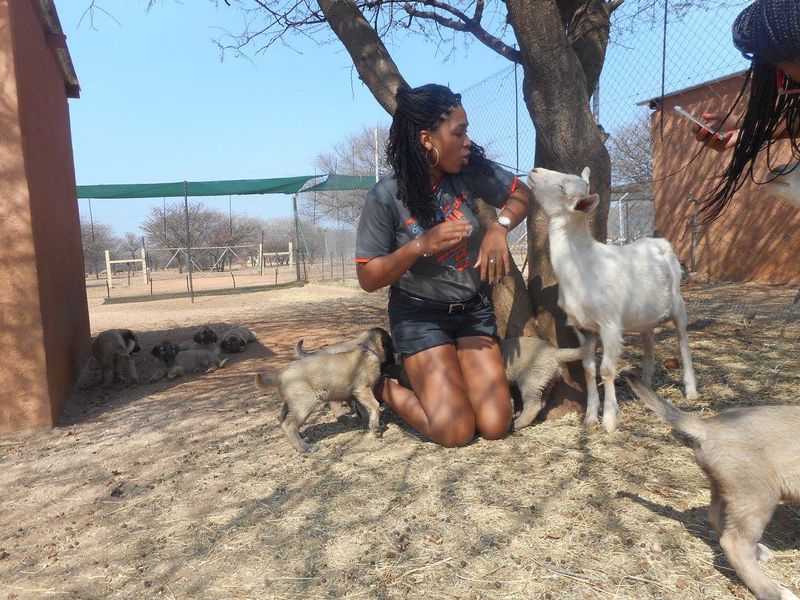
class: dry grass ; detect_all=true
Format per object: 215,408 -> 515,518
0,282 -> 797,599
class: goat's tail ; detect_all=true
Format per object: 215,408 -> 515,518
621,371 -> 706,442
293,340 -> 314,359
555,344 -> 590,365
254,372 -> 277,391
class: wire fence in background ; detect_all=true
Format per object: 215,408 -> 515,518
78,0 -> 797,338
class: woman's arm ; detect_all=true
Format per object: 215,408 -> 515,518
357,220 -> 472,292
475,181 -> 532,284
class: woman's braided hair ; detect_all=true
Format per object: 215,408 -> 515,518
701,0 -> 800,222
387,83 -> 492,228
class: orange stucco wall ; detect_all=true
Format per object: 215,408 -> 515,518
651,75 -> 800,284
0,0 -> 90,432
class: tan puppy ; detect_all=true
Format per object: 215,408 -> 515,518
256,327 -> 394,453
501,337 -> 586,430
179,325 -> 221,360
220,326 -> 257,353
77,328 -> 140,387
150,341 -> 229,382
624,372 -> 800,600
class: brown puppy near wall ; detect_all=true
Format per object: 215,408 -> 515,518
501,337 -> 587,431
255,327 -> 395,453
623,372 -> 800,600
220,326 -> 257,353
150,341 -> 229,382
77,328 -> 141,387
179,325 -> 221,360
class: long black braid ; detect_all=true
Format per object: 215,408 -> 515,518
387,83 -> 494,229
700,0 -> 800,223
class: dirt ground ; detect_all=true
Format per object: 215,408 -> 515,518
1,281 -> 798,599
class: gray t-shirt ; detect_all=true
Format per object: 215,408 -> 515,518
355,161 -> 518,302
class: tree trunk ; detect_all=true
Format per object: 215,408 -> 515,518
506,0 -> 613,419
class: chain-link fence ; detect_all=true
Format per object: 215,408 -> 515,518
78,0 -> 798,325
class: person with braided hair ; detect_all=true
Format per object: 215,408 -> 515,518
692,0 -> 800,221
355,83 -> 532,447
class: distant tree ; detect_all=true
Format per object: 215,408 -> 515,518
80,219 -> 119,277
608,113 -> 653,191
301,124 -> 390,228
141,202 -> 260,272
119,232 -> 143,258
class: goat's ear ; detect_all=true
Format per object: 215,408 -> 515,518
581,167 -> 591,183
572,193 -> 599,213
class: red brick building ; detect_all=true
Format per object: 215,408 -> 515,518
0,0 -> 90,432
645,72 -> 799,284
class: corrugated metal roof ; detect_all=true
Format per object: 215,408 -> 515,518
637,70 -> 748,108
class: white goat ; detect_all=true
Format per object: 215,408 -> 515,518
527,166 -> 698,432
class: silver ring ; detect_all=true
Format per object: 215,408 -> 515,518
488,258 -> 497,264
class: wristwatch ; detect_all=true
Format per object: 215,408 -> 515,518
495,214 -> 512,230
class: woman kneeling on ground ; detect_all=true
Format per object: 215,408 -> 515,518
355,83 -> 532,447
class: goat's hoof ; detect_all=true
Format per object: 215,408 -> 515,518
583,415 -> 600,428
602,415 -> 618,433
685,388 -> 699,401
757,543 -> 774,563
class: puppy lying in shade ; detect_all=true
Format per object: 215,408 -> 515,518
220,326 -> 257,353
623,372 -> 800,600
256,327 -> 394,453
149,341 -> 229,382
77,328 -> 141,387
179,325 -> 221,360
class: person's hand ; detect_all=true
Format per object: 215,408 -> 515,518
474,226 -> 510,284
692,111 -> 739,152
416,220 -> 472,257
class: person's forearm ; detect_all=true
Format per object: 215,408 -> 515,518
357,240 -> 426,292
493,186 -> 531,233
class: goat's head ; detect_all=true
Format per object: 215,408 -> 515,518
765,162 -> 800,209
527,166 -> 599,219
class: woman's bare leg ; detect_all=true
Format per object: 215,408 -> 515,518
456,336 -> 512,439
375,344 -> 476,447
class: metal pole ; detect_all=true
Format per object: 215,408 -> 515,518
592,81 -> 600,121
689,196 -> 698,273
88,198 -> 96,241
259,231 -> 264,276
374,125 -> 379,182
514,58 -> 520,173
293,194 -> 302,282
184,182 -> 195,303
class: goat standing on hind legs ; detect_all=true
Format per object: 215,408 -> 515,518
527,166 -> 698,432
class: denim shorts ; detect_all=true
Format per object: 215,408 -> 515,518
388,291 -> 498,357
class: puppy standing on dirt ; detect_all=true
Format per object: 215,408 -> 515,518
220,326 -> 257,353
179,325 -> 221,360
77,328 -> 141,387
501,337 -> 586,431
256,327 -> 395,453
623,372 -> 800,600
150,341 -> 229,382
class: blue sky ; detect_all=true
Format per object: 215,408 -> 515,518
57,1 -> 749,235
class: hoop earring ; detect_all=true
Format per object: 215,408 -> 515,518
426,147 -> 440,168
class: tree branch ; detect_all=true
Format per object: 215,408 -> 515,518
403,1 -> 522,63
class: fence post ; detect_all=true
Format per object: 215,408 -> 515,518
341,252 -> 345,283
231,273 -> 236,289
104,249 -> 113,290
259,236 -> 264,276
140,247 -> 148,284
330,252 -> 333,279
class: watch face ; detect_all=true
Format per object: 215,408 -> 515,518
498,215 -> 512,227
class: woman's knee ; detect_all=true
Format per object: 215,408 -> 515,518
475,401 -> 512,440
430,412 -> 476,447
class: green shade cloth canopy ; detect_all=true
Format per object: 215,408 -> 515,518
77,174 -> 377,200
